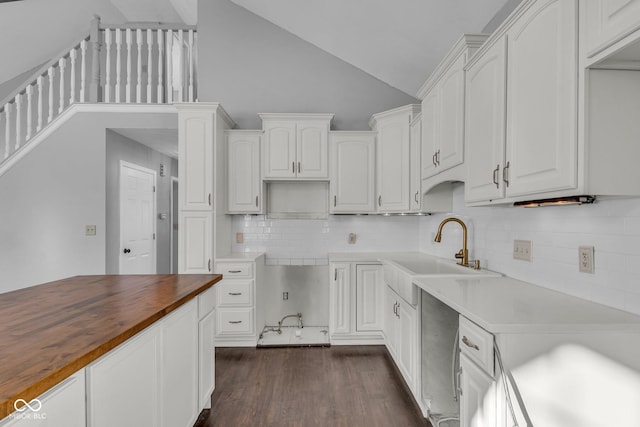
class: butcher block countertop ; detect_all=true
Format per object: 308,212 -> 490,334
0,274 -> 222,419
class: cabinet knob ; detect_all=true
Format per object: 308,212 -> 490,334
123,248 -> 131,254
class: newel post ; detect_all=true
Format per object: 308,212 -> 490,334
89,15 -> 102,102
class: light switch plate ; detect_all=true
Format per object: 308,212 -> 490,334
579,246 -> 594,273
513,240 -> 532,261
236,232 -> 244,244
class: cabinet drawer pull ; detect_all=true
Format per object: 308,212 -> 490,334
228,292 -> 242,296
414,191 -> 419,203
228,320 -> 242,324
228,270 -> 242,273
492,164 -> 500,189
298,161 -> 301,173
436,149 -> 441,166
208,193 -> 212,206
462,336 -> 480,351
334,195 -> 337,207
255,195 -> 259,207
292,162 -> 295,174
208,259 -> 211,272
432,152 -> 437,167
503,161 -> 510,187
378,195 -> 382,207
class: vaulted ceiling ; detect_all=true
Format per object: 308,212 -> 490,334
0,0 -> 514,98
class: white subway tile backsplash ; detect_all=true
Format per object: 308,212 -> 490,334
420,184 -> 640,316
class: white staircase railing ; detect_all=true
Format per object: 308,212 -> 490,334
0,17 -> 197,167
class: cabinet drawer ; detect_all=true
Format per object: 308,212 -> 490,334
198,285 -> 217,319
216,308 -> 254,335
459,316 -> 494,376
216,280 -> 253,307
216,262 -> 253,278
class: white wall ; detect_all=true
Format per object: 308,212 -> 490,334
231,214 -> 421,265
197,0 -> 418,130
0,114 -> 106,292
420,184 -> 640,316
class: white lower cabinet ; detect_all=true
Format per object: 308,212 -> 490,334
87,300 -> 199,427
329,262 -> 384,343
385,285 -> 419,395
0,370 -> 86,427
214,257 -> 263,346
460,354 -> 496,427
197,286 -> 216,411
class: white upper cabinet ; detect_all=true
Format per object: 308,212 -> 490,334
584,0 -> 640,60
418,34 -> 488,181
178,109 -> 214,211
409,114 -> 422,212
227,130 -> 262,214
505,0 -> 577,198
370,105 -> 420,213
260,114 -> 333,179
465,38 -> 507,203
465,0 -> 578,204
330,132 -> 376,213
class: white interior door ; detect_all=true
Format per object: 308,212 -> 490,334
120,161 -> 157,274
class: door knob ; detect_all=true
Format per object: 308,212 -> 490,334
123,248 -> 131,254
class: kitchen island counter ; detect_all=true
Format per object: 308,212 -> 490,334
0,274 -> 222,420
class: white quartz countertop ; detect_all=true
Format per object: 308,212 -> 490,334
330,251 -> 640,334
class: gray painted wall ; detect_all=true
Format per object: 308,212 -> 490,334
197,0 -> 418,130
482,0 -> 525,33
105,130 -> 178,274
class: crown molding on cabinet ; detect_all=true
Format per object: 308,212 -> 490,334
175,102 -> 236,129
416,33 -> 489,99
368,104 -> 421,129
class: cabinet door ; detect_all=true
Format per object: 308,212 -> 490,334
397,300 -> 417,392
355,264 -> 383,332
421,91 -> 438,179
330,263 -> 351,335
384,286 -> 398,357
198,310 -> 215,410
505,0 -> 577,198
1,370 -> 86,427
87,324 -> 161,427
437,54 -> 466,172
178,212 -> 212,274
263,121 -> 296,178
227,133 -> 261,213
297,121 -> 328,178
465,38 -> 507,203
584,0 -> 640,57
179,112 -> 213,211
161,300 -> 198,427
330,133 -> 375,213
460,354 -> 496,427
409,117 -> 422,211
376,118 -> 410,212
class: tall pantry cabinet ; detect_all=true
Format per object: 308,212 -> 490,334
176,103 -> 235,273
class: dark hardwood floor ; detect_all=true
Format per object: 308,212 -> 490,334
194,345 -> 430,427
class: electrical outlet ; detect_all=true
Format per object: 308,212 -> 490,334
579,246 -> 594,273
236,232 -> 244,244
85,225 -> 96,236
283,292 -> 289,301
348,233 -> 357,244
513,240 -> 532,261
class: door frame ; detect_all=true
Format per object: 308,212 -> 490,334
119,160 -> 157,274
170,176 -> 179,274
